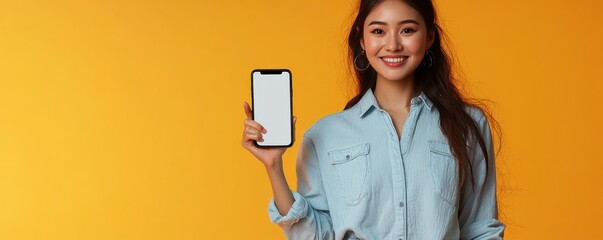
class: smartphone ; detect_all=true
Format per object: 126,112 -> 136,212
251,69 -> 293,147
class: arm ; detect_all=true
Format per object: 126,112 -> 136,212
240,103 -> 332,238
458,114 -> 505,239
265,161 -> 295,217
267,134 -> 334,239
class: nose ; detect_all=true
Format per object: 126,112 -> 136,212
385,32 -> 402,52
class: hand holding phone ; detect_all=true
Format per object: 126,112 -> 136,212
241,102 -> 296,168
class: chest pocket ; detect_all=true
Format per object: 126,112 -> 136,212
428,140 -> 459,205
328,143 -> 370,206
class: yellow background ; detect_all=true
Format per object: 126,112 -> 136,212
1,0 -> 601,239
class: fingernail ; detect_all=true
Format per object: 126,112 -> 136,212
262,129 -> 267,134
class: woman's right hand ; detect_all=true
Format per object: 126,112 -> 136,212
241,102 -> 296,169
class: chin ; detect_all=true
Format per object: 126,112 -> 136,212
377,70 -> 413,82
374,61 -> 422,82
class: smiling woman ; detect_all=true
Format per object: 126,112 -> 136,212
241,0 -> 504,239
2,0 -> 603,239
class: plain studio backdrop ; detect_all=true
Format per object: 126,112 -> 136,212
0,0 -> 602,239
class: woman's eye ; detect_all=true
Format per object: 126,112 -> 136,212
371,29 -> 384,34
402,29 -> 415,34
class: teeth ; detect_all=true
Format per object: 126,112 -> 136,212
382,57 -> 406,63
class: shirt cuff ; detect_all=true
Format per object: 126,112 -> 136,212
268,191 -> 308,229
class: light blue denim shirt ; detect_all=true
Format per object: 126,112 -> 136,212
268,89 -> 504,240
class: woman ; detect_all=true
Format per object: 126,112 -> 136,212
242,0 -> 505,239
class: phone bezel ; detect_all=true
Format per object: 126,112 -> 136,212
250,69 -> 294,148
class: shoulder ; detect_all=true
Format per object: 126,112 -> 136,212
464,104 -> 488,126
463,104 -> 495,143
303,104 -> 361,141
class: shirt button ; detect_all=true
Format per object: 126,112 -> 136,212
399,201 -> 404,208
345,155 -> 350,160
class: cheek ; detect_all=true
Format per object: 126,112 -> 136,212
362,35 -> 381,54
365,46 -> 380,57
403,35 -> 428,53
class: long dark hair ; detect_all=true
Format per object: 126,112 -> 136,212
345,0 -> 501,189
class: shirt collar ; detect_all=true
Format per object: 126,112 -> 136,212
358,88 -> 434,117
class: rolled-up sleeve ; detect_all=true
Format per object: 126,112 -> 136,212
267,133 -> 334,239
268,191 -> 308,229
459,114 -> 505,239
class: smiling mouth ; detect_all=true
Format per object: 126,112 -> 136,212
380,56 -> 408,66
380,57 -> 408,63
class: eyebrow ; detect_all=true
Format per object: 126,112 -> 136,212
368,19 -> 420,26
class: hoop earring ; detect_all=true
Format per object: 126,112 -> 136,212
423,49 -> 434,69
354,50 -> 371,71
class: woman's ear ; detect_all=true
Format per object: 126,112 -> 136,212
357,26 -> 365,50
426,29 -> 435,49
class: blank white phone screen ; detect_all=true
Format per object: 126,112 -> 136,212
252,70 -> 292,147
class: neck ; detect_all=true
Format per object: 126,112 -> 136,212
373,75 -> 418,112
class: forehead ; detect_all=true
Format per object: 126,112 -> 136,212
365,0 -> 424,25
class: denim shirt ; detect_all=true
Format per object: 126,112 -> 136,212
268,89 -> 504,240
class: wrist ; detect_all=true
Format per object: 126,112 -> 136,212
264,158 -> 284,172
